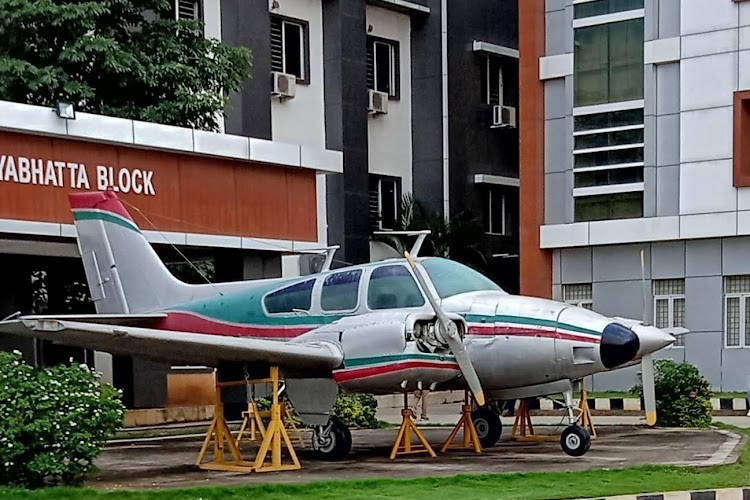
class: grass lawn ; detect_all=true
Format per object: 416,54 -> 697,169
2,426 -> 749,500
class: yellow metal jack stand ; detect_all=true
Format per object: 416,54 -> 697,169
389,392 -> 437,459
235,400 -> 267,446
196,382 -> 256,472
250,366 -> 301,472
577,381 -> 597,439
440,392 -> 482,453
510,399 -> 559,443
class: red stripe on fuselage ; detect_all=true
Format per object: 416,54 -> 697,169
467,325 -> 601,344
333,361 -> 460,382
155,311 -> 315,339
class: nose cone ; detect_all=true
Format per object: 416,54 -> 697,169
600,322 -> 640,368
632,324 -> 675,357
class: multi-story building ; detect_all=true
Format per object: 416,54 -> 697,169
521,0 -> 750,391
220,0 -> 520,291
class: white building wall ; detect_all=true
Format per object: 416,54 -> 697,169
366,5 -> 413,193
269,0 -> 327,150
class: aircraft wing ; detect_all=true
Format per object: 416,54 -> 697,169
0,318 -> 343,372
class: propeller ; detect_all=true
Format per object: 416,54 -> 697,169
639,249 -> 657,427
404,251 -> 486,406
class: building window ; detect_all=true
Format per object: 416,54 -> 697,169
725,276 -> 750,348
367,37 -> 399,98
481,56 -> 504,106
563,284 -> 593,310
271,15 -> 310,83
482,186 -> 513,236
654,279 -> 685,347
175,0 -> 202,20
369,175 -> 402,231
574,18 -> 644,108
573,105 -> 645,221
574,0 -> 643,19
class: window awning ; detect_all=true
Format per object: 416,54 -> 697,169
367,0 -> 430,14
474,174 -> 520,187
473,41 -> 519,59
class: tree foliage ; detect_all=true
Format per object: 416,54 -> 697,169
631,359 -> 713,428
0,351 -> 125,487
0,0 -> 251,130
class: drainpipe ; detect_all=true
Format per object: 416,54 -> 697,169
441,0 -> 450,220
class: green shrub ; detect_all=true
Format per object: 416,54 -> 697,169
331,392 -> 379,429
0,351 -> 125,488
631,359 -> 713,428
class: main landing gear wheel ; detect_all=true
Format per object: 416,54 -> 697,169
312,417 -> 352,461
560,425 -> 591,457
471,407 -> 502,448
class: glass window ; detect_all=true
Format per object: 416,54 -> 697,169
264,279 -> 315,314
321,270 -> 362,311
563,284 -> 593,310
369,175 -> 401,231
574,0 -> 644,19
367,265 -> 425,310
481,56 -> 504,106
176,0 -> 202,20
574,192 -> 643,222
574,19 -> 644,107
574,167 -> 644,188
367,37 -> 399,98
653,279 -> 685,347
421,258 -> 503,299
724,276 -> 750,348
574,109 -> 643,131
575,128 -> 643,150
271,16 -> 308,81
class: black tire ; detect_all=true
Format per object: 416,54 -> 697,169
313,417 -> 352,461
471,407 -> 502,448
560,425 -> 591,457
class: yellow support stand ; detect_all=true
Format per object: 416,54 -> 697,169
510,399 -> 558,443
235,400 -> 267,447
440,392 -> 482,453
251,366 -> 301,473
577,381 -> 597,440
389,392 -> 437,459
196,383 -> 255,472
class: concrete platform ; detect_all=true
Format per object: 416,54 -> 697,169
90,425 -> 743,490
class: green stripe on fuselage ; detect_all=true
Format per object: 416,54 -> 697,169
343,353 -> 457,368
463,313 -> 601,337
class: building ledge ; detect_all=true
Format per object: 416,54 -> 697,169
474,174 -> 520,187
0,100 -> 343,174
0,218 -> 323,253
472,41 -> 519,59
541,211 -> 750,248
367,0 -> 430,14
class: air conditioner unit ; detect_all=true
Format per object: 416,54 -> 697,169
271,71 -> 296,100
492,105 -> 517,129
298,254 -> 326,276
368,89 -> 389,115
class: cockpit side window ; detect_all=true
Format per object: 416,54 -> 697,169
367,265 -> 425,310
264,279 -> 315,314
321,269 -> 362,311
421,258 -> 504,298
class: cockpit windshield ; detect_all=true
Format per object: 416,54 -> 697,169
420,258 -> 505,298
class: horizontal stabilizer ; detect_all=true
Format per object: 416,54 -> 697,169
0,318 -> 343,373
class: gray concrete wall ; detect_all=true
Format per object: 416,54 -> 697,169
556,237 -> 750,392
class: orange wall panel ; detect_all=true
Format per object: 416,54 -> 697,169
0,131 -> 318,242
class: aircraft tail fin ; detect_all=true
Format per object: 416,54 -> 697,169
69,191 -> 190,313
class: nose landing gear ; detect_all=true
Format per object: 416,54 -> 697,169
560,388 -> 591,457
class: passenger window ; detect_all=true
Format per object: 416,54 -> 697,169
264,279 -> 315,314
321,270 -> 362,311
368,265 -> 425,310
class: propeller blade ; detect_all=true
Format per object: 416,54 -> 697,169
404,251 -> 486,406
642,353 -> 657,427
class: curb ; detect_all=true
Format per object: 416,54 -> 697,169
584,487 -> 750,499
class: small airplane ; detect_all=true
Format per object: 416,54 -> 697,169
0,190 -> 678,459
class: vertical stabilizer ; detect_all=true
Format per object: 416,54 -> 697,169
69,191 -> 191,313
